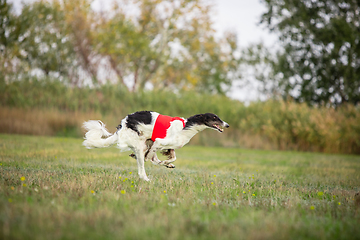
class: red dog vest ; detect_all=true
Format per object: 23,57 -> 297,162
151,114 -> 185,141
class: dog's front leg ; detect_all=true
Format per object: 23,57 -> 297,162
130,139 -> 154,161
150,153 -> 162,165
146,140 -> 177,168
160,149 -> 176,168
130,152 -> 162,166
145,140 -> 162,163
130,140 -> 162,166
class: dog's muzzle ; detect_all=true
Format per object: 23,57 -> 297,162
213,122 -> 229,132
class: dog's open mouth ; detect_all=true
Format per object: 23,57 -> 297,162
213,124 -> 224,132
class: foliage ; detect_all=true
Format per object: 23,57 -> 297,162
239,43 -> 279,96
0,134 -> 359,239
0,0 -> 23,79
241,100 -> 360,154
60,0 -> 99,84
17,1 -> 77,77
260,0 -> 360,105
1,0 -> 241,93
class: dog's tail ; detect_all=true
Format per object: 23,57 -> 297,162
82,120 -> 118,149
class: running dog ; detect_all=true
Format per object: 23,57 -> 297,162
83,111 -> 229,181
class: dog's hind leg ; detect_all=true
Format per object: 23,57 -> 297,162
132,145 -> 150,181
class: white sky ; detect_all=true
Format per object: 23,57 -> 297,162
212,0 -> 278,102
213,0 -> 277,48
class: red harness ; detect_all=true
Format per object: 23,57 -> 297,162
151,114 -> 185,141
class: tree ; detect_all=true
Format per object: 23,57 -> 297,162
16,1 -> 77,80
93,0 -> 241,93
0,0 -> 23,80
60,0 -> 100,85
3,0 -> 240,93
94,1 -> 160,91
260,0 -> 360,105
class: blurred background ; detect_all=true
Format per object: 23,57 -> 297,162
1,0 -> 359,154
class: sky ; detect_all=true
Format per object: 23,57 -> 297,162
10,0 -> 278,102
213,0 -> 277,48
212,0 -> 278,102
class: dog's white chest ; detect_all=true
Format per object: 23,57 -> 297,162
156,122 -> 198,150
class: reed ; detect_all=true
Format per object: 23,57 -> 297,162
1,77 -> 359,154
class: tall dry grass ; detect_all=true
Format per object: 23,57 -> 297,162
0,106 -> 274,150
1,77 -> 360,154
240,101 -> 360,154
0,107 -> 106,137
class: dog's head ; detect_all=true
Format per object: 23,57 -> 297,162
187,113 -> 229,132
203,113 -> 230,132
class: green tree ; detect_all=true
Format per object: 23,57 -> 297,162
0,0 -> 22,80
93,0 -> 240,93
94,1 -> 159,91
260,0 -> 360,105
3,0 -> 240,93
16,1 -> 77,80
60,0 -> 99,85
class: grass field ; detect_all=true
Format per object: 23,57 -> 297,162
1,134 -> 360,240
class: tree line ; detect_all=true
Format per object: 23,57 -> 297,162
258,0 -> 360,105
1,0 -> 240,94
1,0 -> 360,106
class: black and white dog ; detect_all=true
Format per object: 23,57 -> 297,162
83,111 -> 229,181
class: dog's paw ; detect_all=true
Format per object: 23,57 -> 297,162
139,175 -> 150,181
166,164 -> 175,168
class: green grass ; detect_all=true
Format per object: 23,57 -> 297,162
1,134 -> 359,240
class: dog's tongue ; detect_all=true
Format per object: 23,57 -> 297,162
214,124 -> 223,132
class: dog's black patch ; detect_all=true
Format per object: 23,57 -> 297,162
184,113 -> 223,129
184,114 -> 203,129
126,111 -> 152,135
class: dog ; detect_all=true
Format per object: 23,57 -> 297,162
83,111 -> 229,181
